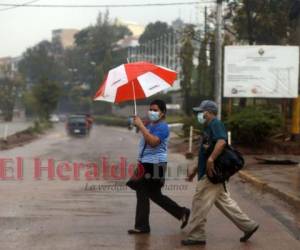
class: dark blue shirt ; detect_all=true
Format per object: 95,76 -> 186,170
198,118 -> 227,180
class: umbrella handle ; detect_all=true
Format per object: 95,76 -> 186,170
127,58 -> 137,115
127,57 -> 137,116
131,80 -> 137,116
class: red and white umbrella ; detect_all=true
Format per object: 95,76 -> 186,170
93,61 -> 177,115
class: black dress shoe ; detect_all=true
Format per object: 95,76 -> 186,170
128,229 -> 150,234
181,239 -> 206,246
240,224 -> 259,242
181,208 -> 190,229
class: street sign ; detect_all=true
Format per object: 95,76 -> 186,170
224,46 -> 299,98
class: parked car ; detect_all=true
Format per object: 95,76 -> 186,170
66,115 -> 89,136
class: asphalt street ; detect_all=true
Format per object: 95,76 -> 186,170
0,124 -> 299,250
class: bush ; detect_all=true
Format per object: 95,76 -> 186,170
94,115 -> 128,127
165,115 -> 184,124
225,106 -> 283,144
182,116 -> 203,137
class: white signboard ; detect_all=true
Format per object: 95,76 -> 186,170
224,46 -> 299,98
166,104 -> 181,110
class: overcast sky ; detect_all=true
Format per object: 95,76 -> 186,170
0,0 -> 215,58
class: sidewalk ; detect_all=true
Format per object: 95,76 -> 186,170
0,121 -> 33,139
239,155 -> 300,208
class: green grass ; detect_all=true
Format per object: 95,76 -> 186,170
94,115 -> 128,127
93,114 -> 185,127
165,115 -> 184,124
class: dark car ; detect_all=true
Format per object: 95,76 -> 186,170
66,115 -> 89,136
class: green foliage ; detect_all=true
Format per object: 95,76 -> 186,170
139,21 -> 173,44
69,85 -> 92,113
180,25 -> 195,115
195,37 -> 213,99
18,11 -> 131,115
19,41 -> 64,83
0,75 -> 23,121
182,116 -> 203,137
165,115 -> 184,124
93,115 -> 128,127
23,120 -> 53,135
92,102 -> 112,115
226,106 -> 283,144
23,91 -> 37,117
73,11 -> 131,75
32,78 -> 61,120
225,0 -> 291,44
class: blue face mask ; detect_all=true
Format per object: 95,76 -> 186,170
148,111 -> 160,122
197,112 -> 206,124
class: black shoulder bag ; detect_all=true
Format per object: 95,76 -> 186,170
126,143 -> 147,190
206,143 -> 245,185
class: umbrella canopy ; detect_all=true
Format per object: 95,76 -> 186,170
94,62 -> 177,110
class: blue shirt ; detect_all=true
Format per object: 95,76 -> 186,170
138,121 -> 169,164
198,118 -> 227,180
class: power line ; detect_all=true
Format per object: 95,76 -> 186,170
0,1 -> 215,10
0,0 -> 40,12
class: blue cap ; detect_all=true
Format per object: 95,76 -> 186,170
193,100 -> 218,113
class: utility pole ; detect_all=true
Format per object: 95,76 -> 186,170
204,6 -> 208,39
127,47 -> 131,62
289,0 -> 300,140
164,33 -> 168,67
173,31 -> 177,70
152,39 -> 155,63
215,0 -> 223,120
156,37 -> 160,65
161,36 -> 163,66
168,32 -> 172,68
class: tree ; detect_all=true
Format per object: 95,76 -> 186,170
18,11 -> 131,115
139,21 -> 173,44
195,37 -> 212,99
19,41 -> 64,84
66,11 -> 131,113
224,0 -> 291,45
0,76 -> 23,121
32,78 -> 61,120
180,25 -> 195,115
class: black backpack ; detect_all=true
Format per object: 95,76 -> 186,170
206,144 -> 245,184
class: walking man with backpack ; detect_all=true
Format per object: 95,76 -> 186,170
181,100 -> 259,246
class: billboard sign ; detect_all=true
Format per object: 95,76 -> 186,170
224,46 -> 299,98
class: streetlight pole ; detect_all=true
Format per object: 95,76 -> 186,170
289,0 -> 300,140
215,0 -> 223,120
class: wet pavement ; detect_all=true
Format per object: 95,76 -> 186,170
240,155 -> 300,205
0,124 -> 299,249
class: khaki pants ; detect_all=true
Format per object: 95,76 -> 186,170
187,176 -> 258,241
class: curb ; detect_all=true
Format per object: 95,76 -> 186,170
238,170 -> 300,209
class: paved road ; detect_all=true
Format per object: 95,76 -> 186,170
0,124 -> 299,250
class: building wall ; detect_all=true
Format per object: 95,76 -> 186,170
52,29 -> 79,49
0,57 -> 12,79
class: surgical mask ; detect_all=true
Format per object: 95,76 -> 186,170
148,111 -> 160,122
197,112 -> 206,124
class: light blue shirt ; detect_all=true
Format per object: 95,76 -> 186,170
138,121 -> 169,164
